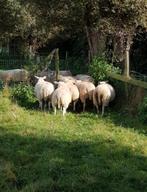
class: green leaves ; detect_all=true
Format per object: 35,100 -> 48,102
0,0 -> 35,38
11,83 -> 37,108
138,96 -> 147,124
89,57 -> 121,83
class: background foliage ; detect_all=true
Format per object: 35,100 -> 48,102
89,57 -> 121,83
138,96 -> 147,124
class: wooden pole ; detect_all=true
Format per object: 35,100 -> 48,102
44,48 -> 56,70
124,38 -> 130,78
55,48 -> 59,81
65,51 -> 68,69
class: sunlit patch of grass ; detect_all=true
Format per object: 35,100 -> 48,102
0,94 -> 147,192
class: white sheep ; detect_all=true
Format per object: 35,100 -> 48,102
34,76 -> 54,110
0,69 -> 29,85
75,80 -> 95,112
93,81 -> 115,116
56,81 -> 79,111
58,75 -> 76,83
74,74 -> 94,83
66,81 -> 80,111
51,82 -> 72,116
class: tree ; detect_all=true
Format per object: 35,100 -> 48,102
1,0 -> 146,65
34,0 -> 146,64
97,0 -> 147,76
0,0 -> 34,39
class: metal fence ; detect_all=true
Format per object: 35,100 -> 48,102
0,55 -> 46,70
0,54 -> 88,75
0,58 -> 26,69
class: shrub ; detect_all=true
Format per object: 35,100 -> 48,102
11,83 -> 37,108
89,57 -> 121,83
138,96 -> 147,124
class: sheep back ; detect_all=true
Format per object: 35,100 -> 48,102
51,86 -> 72,109
95,83 -> 115,106
35,81 -> 54,101
76,81 -> 95,102
65,82 -> 79,102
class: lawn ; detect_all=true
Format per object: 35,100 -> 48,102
0,93 -> 147,192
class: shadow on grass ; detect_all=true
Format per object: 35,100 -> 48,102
0,127 -> 147,192
103,110 -> 147,135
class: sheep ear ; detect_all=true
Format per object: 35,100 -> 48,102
34,76 -> 39,79
43,76 -> 46,80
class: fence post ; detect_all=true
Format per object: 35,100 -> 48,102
65,51 -> 68,69
55,48 -> 60,81
124,38 -> 131,78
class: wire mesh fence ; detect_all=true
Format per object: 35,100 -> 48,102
0,53 -> 88,76
0,58 -> 25,69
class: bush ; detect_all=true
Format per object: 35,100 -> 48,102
11,83 -> 37,108
138,96 -> 147,124
89,57 -> 121,83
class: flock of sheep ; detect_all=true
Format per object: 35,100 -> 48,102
0,68 -> 115,116
34,75 -> 115,116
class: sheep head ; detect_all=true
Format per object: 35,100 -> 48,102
34,76 -> 46,83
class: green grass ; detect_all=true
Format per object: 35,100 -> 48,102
0,93 -> 147,192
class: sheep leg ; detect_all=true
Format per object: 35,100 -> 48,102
96,105 -> 99,114
63,107 -> 66,116
39,101 -> 43,110
73,101 -> 77,111
53,106 -> 56,115
48,101 -> 51,111
44,101 -> 47,111
102,105 -> 105,116
83,101 -> 86,112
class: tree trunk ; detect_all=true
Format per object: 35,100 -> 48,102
85,26 -> 106,59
